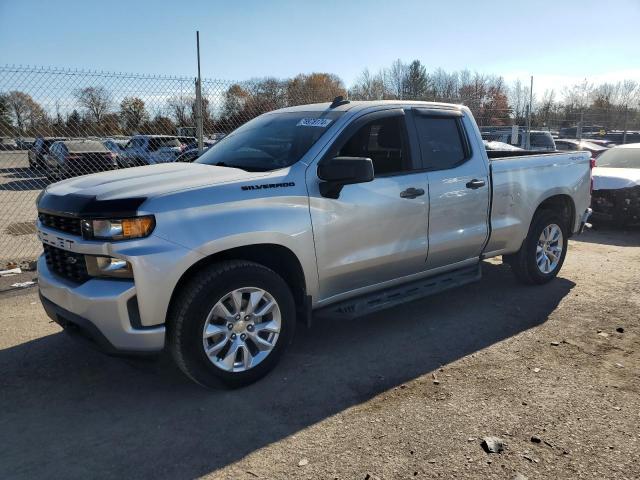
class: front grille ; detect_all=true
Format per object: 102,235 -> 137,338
38,212 -> 81,236
43,244 -> 89,283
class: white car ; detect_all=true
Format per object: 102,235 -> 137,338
591,143 -> 640,226
121,135 -> 184,166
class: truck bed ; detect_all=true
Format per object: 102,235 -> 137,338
483,150 -> 592,257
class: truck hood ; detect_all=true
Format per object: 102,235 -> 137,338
592,167 -> 640,190
43,163 -> 265,201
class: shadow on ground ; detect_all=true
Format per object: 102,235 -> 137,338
0,262 -> 574,479
572,224 -> 640,247
0,167 -> 50,191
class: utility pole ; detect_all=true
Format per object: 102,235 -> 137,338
622,105 -> 628,144
525,75 -> 533,150
577,111 -> 583,141
195,31 -> 204,153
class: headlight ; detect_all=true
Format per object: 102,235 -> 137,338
82,215 -> 155,241
85,256 -> 133,278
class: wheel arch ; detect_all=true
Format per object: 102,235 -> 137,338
167,243 -> 309,324
534,193 -> 576,236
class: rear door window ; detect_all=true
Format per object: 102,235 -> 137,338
412,114 -> 468,170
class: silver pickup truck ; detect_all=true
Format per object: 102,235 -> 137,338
36,100 -> 592,387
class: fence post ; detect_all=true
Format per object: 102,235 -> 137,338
195,31 -> 204,153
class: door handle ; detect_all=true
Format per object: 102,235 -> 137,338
400,187 -> 425,199
465,179 -> 486,189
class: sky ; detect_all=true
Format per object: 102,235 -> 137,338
1,0 -> 640,95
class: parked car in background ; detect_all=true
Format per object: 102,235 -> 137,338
120,135 -> 184,166
16,137 -> 36,150
103,138 -> 130,167
0,137 -> 18,150
591,143 -> 640,226
175,146 -> 210,163
584,139 -> 616,148
481,127 -> 556,151
178,136 -> 197,148
45,139 -> 118,180
483,140 -> 524,151
28,137 -> 67,169
559,126 -> 606,138
554,139 -> 609,159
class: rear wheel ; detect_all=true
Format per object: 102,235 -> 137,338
168,261 -> 296,388
505,210 -> 568,284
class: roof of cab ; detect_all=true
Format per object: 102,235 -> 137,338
273,100 -> 466,114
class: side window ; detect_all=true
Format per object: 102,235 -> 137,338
337,116 -> 410,176
413,115 -> 468,171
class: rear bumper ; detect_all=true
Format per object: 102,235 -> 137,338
578,207 -> 592,233
38,255 -> 165,354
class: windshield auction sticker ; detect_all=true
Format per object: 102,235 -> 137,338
297,118 -> 333,127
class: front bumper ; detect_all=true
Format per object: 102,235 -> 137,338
591,186 -> 640,225
38,256 -> 165,354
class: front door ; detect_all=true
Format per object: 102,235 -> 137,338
308,109 -> 430,301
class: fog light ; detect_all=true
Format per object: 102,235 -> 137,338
86,256 -> 133,279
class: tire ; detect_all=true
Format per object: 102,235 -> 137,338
168,260 -> 296,389
505,210 -> 569,285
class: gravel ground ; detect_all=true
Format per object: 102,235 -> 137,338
0,227 -> 638,480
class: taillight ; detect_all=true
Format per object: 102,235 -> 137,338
590,158 -> 596,169
589,157 -> 595,194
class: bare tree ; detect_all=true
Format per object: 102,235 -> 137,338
349,68 -> 386,100
385,59 -> 407,99
74,86 -> 111,123
167,95 -> 193,127
5,91 -> 46,133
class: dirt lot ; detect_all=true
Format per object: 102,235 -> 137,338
0,227 -> 638,480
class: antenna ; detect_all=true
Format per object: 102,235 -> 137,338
330,96 -> 350,109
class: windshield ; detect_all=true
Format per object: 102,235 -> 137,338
596,147 -> 640,168
196,111 -> 343,172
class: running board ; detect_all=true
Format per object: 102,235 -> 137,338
315,263 -> 482,321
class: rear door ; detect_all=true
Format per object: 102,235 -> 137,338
409,109 -> 490,270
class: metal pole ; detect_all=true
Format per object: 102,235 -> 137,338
525,75 -> 533,149
577,111 -> 583,141
622,105 -> 628,144
195,31 -> 204,153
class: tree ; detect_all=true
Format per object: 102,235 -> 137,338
0,94 -> 12,135
74,86 -> 111,123
66,110 -> 82,136
404,60 -> 429,100
385,59 -> 407,99
286,73 -> 346,104
120,97 -> 148,133
144,114 -> 175,135
5,91 -> 45,133
167,95 -> 193,127
349,68 -> 386,100
223,84 -> 249,118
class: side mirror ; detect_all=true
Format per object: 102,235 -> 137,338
317,156 -> 374,199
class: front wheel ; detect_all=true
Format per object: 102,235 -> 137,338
168,261 -> 296,388
504,210 -> 568,284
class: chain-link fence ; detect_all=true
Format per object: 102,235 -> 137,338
1,64 -> 639,264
